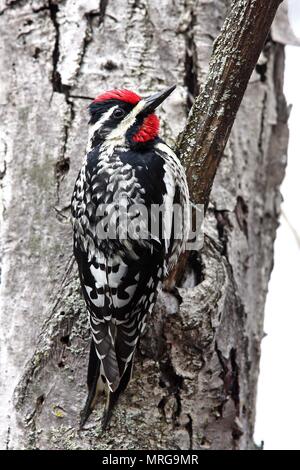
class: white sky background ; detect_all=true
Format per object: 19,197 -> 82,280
254,0 -> 300,450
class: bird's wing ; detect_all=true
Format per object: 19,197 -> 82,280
154,142 -> 191,273
112,254 -> 163,377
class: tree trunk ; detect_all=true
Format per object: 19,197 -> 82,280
0,0 -> 296,450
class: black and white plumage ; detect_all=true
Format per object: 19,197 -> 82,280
71,85 -> 190,428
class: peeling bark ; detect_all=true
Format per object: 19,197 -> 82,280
0,0 -> 295,450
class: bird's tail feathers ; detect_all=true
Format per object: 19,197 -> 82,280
80,341 -> 101,429
81,326 -> 137,430
102,354 -> 135,430
80,339 -> 120,429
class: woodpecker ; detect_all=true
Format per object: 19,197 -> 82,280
71,84 -> 190,429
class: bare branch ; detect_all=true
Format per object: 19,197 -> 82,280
179,0 -> 283,208
165,0 -> 283,288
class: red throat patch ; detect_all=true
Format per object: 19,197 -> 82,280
133,114 -> 160,143
93,89 -> 141,105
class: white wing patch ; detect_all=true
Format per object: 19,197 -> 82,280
155,142 -> 191,273
85,256 -> 140,311
90,263 -> 107,287
85,286 -> 105,308
162,164 -> 176,254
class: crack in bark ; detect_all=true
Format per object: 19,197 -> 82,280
48,0 -> 60,90
214,209 -> 233,257
179,250 -> 204,288
69,94 -> 94,101
215,345 -> 241,437
0,0 -> 24,15
258,90 -> 268,157
255,34 -> 272,83
95,0 -> 109,26
25,394 -> 45,427
54,204 -> 71,222
186,414 -> 193,450
235,196 -> 249,238
183,2 -> 199,111
256,63 -> 267,83
159,356 -> 183,401
23,394 -> 45,449
47,1 -> 74,204
5,423 -> 10,450
0,160 -> 7,180
48,0 -> 69,95
128,0 -> 141,23
0,139 -> 8,287
49,0 -> 109,205
157,344 -> 185,432
76,0 -> 109,80
32,4 -> 50,14
55,107 -> 72,206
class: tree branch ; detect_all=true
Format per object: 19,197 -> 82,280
179,0 -> 283,207
168,0 -> 283,287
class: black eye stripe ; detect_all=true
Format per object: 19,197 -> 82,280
89,100 -> 132,125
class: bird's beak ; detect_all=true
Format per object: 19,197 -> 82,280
142,84 -> 176,114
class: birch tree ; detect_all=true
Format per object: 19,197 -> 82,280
0,0 -> 298,450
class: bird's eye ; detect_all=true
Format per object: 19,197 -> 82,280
113,108 -> 125,119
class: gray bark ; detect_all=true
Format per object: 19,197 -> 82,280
0,0 -> 296,450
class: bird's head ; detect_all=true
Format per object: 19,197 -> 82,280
87,85 -> 176,151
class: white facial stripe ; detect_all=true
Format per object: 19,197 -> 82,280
87,99 -> 146,151
87,105 -> 118,152
106,99 -> 146,143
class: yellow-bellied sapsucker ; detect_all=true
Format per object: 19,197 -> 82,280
71,85 -> 190,429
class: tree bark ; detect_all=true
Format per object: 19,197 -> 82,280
0,0 -> 296,450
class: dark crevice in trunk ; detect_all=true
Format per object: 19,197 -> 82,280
49,1 -> 65,95
23,393 -> 46,449
216,345 -> 240,412
0,160 -> 7,180
179,250 -> 205,288
214,209 -> 233,257
5,425 -> 11,450
186,414 -> 193,449
96,0 -> 109,26
229,348 -> 240,411
55,102 -> 73,205
76,0 -> 109,79
255,34 -> 272,83
0,0 -> 25,15
235,196 -> 249,238
255,63 -> 267,82
184,4 -> 199,111
258,91 -> 268,157
158,355 -> 185,433
54,205 -> 71,222
159,356 -> 184,395
69,94 -> 94,101
52,1 -> 109,205
48,1 -> 74,204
